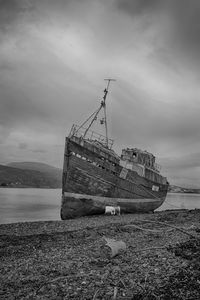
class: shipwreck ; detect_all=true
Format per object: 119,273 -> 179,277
61,80 -> 168,219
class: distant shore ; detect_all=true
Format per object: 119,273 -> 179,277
1,185 -> 200,194
0,209 -> 200,299
169,186 -> 200,194
0,185 -> 60,189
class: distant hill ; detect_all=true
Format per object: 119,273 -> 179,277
169,185 -> 200,194
1,163 -> 200,192
0,162 -> 62,188
8,162 -> 61,174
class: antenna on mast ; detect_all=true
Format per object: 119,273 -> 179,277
103,78 -> 116,147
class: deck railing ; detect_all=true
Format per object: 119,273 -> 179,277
68,124 -> 114,149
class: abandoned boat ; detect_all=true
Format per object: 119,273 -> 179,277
61,80 -> 169,219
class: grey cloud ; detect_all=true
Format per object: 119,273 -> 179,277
0,61 -> 14,71
0,0 -> 85,33
18,142 -> 28,150
164,1 -> 200,64
162,152 -> 200,170
0,83 -> 48,130
115,0 -> 160,16
0,0 -> 35,32
0,0 -> 200,186
31,149 -> 46,153
111,84 -> 199,142
115,0 -> 200,63
160,153 -> 200,187
0,126 -> 10,143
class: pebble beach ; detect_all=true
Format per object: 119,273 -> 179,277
0,209 -> 200,299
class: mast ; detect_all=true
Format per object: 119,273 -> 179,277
103,78 -> 116,147
79,79 -> 116,147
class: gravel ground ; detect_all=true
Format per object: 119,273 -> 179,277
0,209 -> 200,300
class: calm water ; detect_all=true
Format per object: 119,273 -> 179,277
0,188 -> 61,224
0,188 -> 200,224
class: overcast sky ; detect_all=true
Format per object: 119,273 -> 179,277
1,0 -> 200,187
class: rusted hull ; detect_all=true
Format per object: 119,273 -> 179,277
61,138 -> 168,219
61,192 -> 165,219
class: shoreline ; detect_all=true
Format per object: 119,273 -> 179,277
1,209 -> 200,299
0,208 -> 197,235
1,185 -> 200,194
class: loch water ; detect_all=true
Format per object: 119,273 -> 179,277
0,188 -> 200,224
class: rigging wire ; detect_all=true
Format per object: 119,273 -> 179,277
74,79 -> 116,146
74,107 -> 100,134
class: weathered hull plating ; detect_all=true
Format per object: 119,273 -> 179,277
61,192 -> 165,219
61,138 -> 168,219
